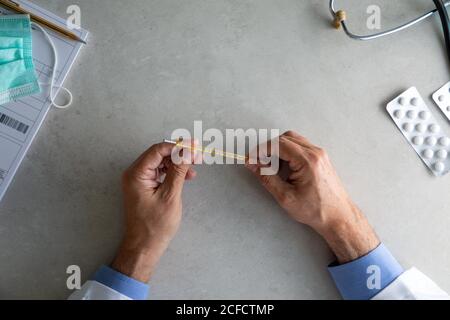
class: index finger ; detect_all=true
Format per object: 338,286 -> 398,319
248,136 -> 308,168
277,136 -> 309,165
282,131 -> 316,150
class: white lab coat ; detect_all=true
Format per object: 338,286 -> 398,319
69,267 -> 449,300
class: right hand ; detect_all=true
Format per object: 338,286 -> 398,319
246,131 -> 380,263
112,142 -> 198,282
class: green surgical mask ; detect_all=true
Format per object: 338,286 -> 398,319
0,14 -> 40,105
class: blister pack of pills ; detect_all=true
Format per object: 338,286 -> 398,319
387,87 -> 450,176
432,81 -> 450,121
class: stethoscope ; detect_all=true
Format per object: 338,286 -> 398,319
330,0 -> 450,65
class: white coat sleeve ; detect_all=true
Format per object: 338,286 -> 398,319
372,268 -> 450,300
68,281 -> 131,300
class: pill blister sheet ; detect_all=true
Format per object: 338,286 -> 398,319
433,81 -> 450,121
387,87 -> 450,177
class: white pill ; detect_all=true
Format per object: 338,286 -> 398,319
439,137 -> 450,146
419,111 -> 430,120
407,110 -> 417,119
410,98 -> 419,106
412,136 -> 424,146
393,110 -> 404,119
398,97 -> 406,106
437,149 -> 448,159
415,123 -> 426,133
426,136 -> 437,146
438,95 -> 445,102
429,124 -> 440,133
423,149 -> 434,159
434,162 -> 445,172
403,123 -> 413,132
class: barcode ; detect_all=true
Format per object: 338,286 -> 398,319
0,113 -> 29,134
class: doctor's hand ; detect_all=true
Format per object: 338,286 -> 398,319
112,142 -> 197,283
246,131 -> 380,264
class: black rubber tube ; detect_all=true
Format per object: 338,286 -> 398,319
433,0 -> 450,68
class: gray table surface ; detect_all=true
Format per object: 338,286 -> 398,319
1,0 -> 449,299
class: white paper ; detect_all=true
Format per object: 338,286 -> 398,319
0,0 -> 89,201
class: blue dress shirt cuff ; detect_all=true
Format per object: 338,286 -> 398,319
93,265 -> 150,300
328,243 -> 404,300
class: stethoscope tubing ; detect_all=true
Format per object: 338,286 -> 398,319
329,0 -> 450,41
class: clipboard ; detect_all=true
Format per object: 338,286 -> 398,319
0,0 -> 89,201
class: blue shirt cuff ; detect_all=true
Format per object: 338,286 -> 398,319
328,243 -> 404,300
93,266 -> 150,300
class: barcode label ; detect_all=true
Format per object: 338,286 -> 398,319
0,112 -> 29,134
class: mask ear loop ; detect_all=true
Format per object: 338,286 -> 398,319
31,22 -> 73,109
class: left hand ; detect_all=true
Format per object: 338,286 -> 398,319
246,131 -> 379,263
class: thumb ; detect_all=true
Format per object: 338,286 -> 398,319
160,163 -> 191,197
246,164 -> 291,204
